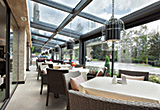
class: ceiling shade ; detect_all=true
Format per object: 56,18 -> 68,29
104,18 -> 124,41
66,41 -> 74,50
54,47 -> 59,53
45,51 -> 48,54
49,49 -> 52,53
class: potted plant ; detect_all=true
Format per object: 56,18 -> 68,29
104,55 -> 111,76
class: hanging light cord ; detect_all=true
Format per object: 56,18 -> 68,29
112,0 -> 114,19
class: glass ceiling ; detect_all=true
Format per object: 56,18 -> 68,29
30,0 -> 160,48
31,27 -> 74,42
82,0 -> 159,20
55,34 -> 74,41
30,1 -> 68,26
65,16 -> 102,34
51,0 -> 80,8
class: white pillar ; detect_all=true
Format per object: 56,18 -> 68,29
13,28 -> 27,83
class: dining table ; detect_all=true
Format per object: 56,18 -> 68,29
79,77 -> 160,103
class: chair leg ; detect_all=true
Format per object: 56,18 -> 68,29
40,78 -> 43,95
46,86 -> 49,106
37,72 -> 40,80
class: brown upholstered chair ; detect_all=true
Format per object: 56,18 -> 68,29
63,71 -> 81,110
46,68 -> 68,106
118,70 -> 149,81
68,90 -> 160,110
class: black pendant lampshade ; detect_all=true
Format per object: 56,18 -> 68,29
49,49 -> 52,54
45,51 -> 48,55
41,53 -> 45,55
54,47 -> 59,53
104,18 -> 124,41
66,41 -> 74,50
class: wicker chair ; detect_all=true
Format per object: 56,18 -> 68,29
38,64 -> 48,95
37,62 -> 46,80
118,70 -> 149,81
36,59 -> 45,71
46,68 -> 68,106
62,71 -> 81,110
68,90 -> 160,110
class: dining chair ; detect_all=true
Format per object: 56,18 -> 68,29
39,64 -> 48,95
118,70 -> 149,81
68,90 -> 160,110
46,68 -> 68,106
62,71 -> 81,110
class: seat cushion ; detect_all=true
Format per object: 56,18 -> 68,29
42,68 -> 47,74
96,69 -> 104,76
70,75 -> 85,91
121,74 -> 145,81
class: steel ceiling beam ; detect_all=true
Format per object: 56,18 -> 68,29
31,32 -> 67,42
30,21 -> 81,39
80,1 -> 160,41
31,0 -> 106,24
42,0 -> 92,48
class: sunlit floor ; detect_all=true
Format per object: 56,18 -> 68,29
6,66 -> 67,110
0,90 -> 5,107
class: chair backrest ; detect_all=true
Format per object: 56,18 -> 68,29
52,60 -> 64,64
47,68 -> 68,95
118,70 -> 149,81
62,71 -> 81,95
68,90 -> 160,110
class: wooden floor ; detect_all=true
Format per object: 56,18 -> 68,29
6,66 -> 67,110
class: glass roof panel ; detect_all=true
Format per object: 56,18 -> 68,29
50,0 -> 80,8
82,0 -> 159,20
32,36 -> 48,41
49,40 -> 63,45
30,1 -> 68,26
31,28 -> 52,36
65,16 -> 103,34
55,34 -> 74,41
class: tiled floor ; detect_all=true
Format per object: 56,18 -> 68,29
6,66 -> 67,110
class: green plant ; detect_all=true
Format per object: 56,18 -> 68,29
104,55 -> 111,76
149,75 -> 160,84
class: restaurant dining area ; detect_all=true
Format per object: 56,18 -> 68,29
1,0 -> 160,110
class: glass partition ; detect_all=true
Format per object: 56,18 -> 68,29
0,2 -> 6,107
10,14 -> 18,94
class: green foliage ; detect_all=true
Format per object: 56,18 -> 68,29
104,55 -> 111,76
32,46 -> 41,53
149,75 -> 160,84
120,25 -> 160,67
91,45 -> 103,60
92,59 -> 99,61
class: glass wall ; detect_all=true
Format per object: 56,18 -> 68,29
0,2 -> 19,108
0,2 -> 7,107
10,14 -> 18,94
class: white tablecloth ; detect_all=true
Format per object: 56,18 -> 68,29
54,64 -> 72,69
79,77 -> 160,103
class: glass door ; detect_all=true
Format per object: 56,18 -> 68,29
0,2 -> 7,107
